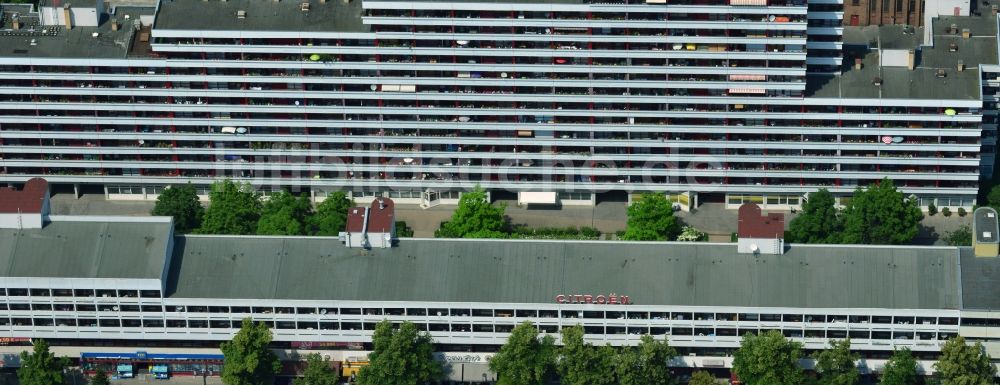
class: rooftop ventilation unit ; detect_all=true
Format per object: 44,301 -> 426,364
949,42 -> 958,52
300,2 -> 310,11
872,77 -> 882,86
936,69 -> 947,78
236,9 -> 246,18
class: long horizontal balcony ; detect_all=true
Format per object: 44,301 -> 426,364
0,132 -> 981,151
3,78 -> 806,93
0,160 -> 977,181
0,120 -> 981,137
1,146 -> 983,167
361,17 -> 808,30
361,2 -> 808,14
2,85 -> 805,100
150,45 -> 808,60
364,32 -> 806,44
0,175 -> 979,196
0,104 -> 982,122
0,63 -> 806,78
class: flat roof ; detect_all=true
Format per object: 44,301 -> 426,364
0,217 -> 172,280
959,247 -> 1000,310
153,0 -> 368,32
807,13 -> 998,100
166,237 -> 962,309
974,207 -> 999,244
0,5 -> 152,58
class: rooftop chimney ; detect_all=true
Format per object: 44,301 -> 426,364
958,60 -> 966,71
907,49 -> 915,70
63,5 -> 72,30
11,15 -> 20,30
854,57 -> 863,69
111,18 -> 118,31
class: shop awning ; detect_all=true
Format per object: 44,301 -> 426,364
518,192 -> 557,205
728,88 -> 767,94
729,74 -> 767,81
730,0 -> 767,5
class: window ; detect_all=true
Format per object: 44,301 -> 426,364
851,0 -> 860,5
895,0 -> 903,11
882,0 -> 890,11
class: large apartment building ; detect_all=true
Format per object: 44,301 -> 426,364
0,0 -> 995,209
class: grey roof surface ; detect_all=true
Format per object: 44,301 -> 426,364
153,0 -> 367,32
167,237 -> 961,309
807,13 -> 998,100
974,207 -> 999,244
959,248 -> 1000,310
0,6 -> 151,58
0,219 -> 172,280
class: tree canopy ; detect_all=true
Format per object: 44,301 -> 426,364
437,186 -> 507,238
220,318 -> 281,385
356,321 -> 442,385
987,184 -> 1000,212
489,321 -> 556,385
879,348 -> 918,385
308,191 -> 354,236
732,331 -> 806,385
933,336 -> 996,385
813,339 -> 860,385
689,371 -> 717,385
199,180 -> 263,235
17,339 -> 67,385
787,188 -> 842,244
615,335 -> 678,385
292,354 -> 337,385
256,190 -> 313,235
89,370 -> 109,385
151,184 -> 204,233
556,325 -> 615,385
622,193 -> 681,241
944,225 -> 972,247
840,178 -> 923,244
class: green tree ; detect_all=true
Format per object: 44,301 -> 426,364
309,191 -> 354,236
490,321 -> 556,385
356,321 -> 442,385
622,193 -> 681,241
689,371 -> 718,385
437,186 -> 507,238
813,339 -> 859,385
988,184 -> 1000,211
199,180 -> 262,235
292,353 -> 337,385
256,190 -> 313,235
732,331 -> 805,385
89,370 -> 109,385
787,188 -> 842,244
676,226 -> 708,242
615,335 -> 678,385
944,225 -> 972,246
933,336 -> 996,385
150,184 -> 204,233
556,326 -> 615,385
221,318 -> 281,385
18,340 -> 67,385
879,348 -> 918,385
841,178 -> 923,244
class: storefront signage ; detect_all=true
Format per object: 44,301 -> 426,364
555,294 -> 631,305
291,341 -> 363,350
0,337 -> 30,345
434,353 -> 494,363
